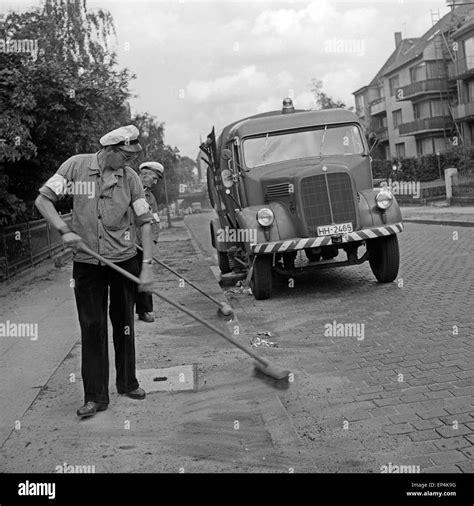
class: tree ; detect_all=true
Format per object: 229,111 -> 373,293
310,79 -> 353,110
133,113 -> 181,204
0,0 -> 134,222
175,156 -> 198,192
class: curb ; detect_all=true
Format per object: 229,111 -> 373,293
403,218 -> 474,228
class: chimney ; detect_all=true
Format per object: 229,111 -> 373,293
394,32 -> 402,48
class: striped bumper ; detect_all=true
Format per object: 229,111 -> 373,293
251,223 -> 404,254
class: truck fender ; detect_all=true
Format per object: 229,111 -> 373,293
358,189 -> 403,229
236,202 -> 298,255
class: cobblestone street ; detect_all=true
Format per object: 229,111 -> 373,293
212,220 -> 474,473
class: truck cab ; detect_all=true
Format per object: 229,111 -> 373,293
201,99 -> 403,300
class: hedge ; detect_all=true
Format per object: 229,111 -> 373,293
371,148 -> 474,182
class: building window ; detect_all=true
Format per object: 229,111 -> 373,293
416,137 -> 445,156
413,101 -> 431,119
426,60 -> 446,79
371,117 -> 385,131
410,63 -> 426,83
371,86 -> 384,101
392,109 -> 403,128
389,75 -> 399,96
431,99 -> 448,116
356,94 -> 364,114
416,139 -> 422,156
465,37 -> 474,70
395,143 -> 406,158
468,80 -> 474,102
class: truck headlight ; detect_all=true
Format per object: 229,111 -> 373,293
375,188 -> 393,210
256,208 -> 274,227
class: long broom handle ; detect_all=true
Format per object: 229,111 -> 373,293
78,243 -> 267,366
135,244 -> 224,308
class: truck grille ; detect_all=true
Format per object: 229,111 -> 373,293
265,182 -> 292,202
300,173 -> 356,235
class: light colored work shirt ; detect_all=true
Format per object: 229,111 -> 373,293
39,152 -> 154,264
135,187 -> 160,246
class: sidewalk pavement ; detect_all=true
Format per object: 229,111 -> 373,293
0,221 -> 313,473
401,203 -> 474,227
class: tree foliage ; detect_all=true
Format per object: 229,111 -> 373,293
310,79 -> 353,111
0,0 -> 134,221
133,113 -> 182,204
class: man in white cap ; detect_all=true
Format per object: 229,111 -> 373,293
35,125 -> 155,418
134,161 -> 163,322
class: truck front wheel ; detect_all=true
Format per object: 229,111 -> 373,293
367,234 -> 400,283
250,255 -> 272,300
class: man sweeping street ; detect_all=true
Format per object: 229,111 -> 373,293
35,125 -> 155,418
135,161 -> 163,323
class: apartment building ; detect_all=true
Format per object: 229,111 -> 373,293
449,13 -> 474,146
353,4 -> 474,159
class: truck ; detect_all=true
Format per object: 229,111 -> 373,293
200,98 -> 403,300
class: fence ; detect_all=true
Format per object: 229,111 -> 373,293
0,213 -> 72,281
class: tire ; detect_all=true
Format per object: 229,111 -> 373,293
305,249 -> 321,262
367,234 -> 400,283
321,246 -> 338,260
217,250 -> 231,274
250,255 -> 272,300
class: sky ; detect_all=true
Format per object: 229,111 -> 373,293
2,0 -> 456,158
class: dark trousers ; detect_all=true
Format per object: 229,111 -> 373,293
72,257 -> 140,404
135,249 -> 153,314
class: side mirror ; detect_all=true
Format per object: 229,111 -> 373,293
368,132 -> 378,153
222,149 -> 232,161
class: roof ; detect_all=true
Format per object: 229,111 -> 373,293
353,85 -> 369,96
382,4 -> 474,75
224,109 -> 359,140
355,4 -> 474,94
371,38 -> 420,82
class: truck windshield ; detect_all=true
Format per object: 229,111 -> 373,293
242,124 -> 365,168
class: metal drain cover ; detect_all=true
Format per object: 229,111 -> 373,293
135,364 -> 198,393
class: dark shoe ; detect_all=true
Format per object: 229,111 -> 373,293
76,401 -> 108,418
124,387 -> 146,400
138,312 -> 154,323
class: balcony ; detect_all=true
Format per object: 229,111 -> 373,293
398,116 -> 451,135
369,97 -> 386,116
396,79 -> 450,101
448,56 -> 474,80
453,102 -> 474,120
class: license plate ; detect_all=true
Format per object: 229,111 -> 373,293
317,222 -> 353,236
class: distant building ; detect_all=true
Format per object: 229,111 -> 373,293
353,5 -> 474,159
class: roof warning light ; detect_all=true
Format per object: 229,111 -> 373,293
282,98 -> 294,114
